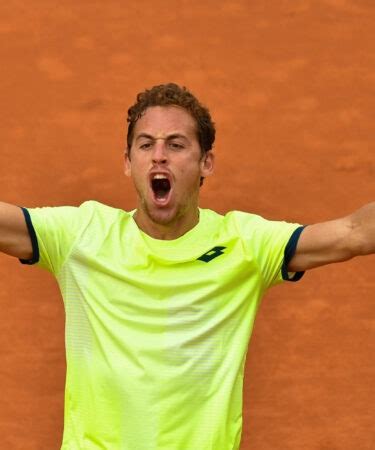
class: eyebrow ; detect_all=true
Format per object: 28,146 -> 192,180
135,133 -> 189,142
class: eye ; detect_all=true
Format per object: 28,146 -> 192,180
140,142 -> 152,150
169,142 -> 184,150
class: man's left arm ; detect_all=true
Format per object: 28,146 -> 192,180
288,202 -> 375,272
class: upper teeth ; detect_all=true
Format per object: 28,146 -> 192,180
153,174 -> 168,179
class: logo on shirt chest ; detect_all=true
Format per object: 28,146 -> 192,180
197,246 -> 227,263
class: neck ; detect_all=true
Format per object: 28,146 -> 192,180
133,206 -> 200,240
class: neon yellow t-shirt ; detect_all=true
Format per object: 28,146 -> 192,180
20,200 -> 304,450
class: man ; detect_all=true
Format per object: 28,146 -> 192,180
0,83 -> 373,449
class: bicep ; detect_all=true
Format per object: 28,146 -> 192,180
288,216 -> 355,272
0,202 -> 33,260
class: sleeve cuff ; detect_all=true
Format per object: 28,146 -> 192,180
18,207 -> 40,265
281,225 -> 306,282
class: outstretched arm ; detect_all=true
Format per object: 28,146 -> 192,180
288,202 -> 375,272
0,202 -> 33,260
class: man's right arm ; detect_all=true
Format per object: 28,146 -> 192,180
0,202 -> 33,260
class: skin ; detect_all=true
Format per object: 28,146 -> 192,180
1,104 -> 373,272
124,105 -> 214,240
288,204 -> 375,272
124,105 -> 375,271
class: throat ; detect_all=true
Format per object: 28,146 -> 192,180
155,189 -> 169,199
133,207 -> 200,240
152,178 -> 171,199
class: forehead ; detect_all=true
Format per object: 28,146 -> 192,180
133,106 -> 197,139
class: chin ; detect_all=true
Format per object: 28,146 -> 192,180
148,207 -> 180,226
139,199 -> 176,225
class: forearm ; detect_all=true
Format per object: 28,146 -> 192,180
289,201 -> 375,272
349,201 -> 375,256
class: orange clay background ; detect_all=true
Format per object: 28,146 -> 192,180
0,1 -> 374,449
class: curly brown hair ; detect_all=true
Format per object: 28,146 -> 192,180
126,83 -> 216,156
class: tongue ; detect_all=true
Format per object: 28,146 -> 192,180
156,189 -> 168,199
152,179 -> 170,200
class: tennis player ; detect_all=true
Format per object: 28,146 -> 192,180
0,83 -> 374,449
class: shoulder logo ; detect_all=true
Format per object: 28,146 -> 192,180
197,246 -> 227,263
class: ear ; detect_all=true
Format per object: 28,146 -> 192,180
200,151 -> 214,178
124,150 -> 131,177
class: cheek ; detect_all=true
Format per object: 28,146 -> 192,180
129,166 -> 146,190
177,166 -> 202,190
137,170 -> 148,187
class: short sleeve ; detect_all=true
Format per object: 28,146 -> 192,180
18,201 -> 94,275
232,211 -> 306,290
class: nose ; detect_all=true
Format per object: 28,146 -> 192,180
152,140 -> 168,164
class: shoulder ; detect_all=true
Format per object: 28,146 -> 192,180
48,200 -> 135,238
199,208 -> 266,238
200,208 -> 260,222
222,209 -> 267,233
78,200 -> 133,221
204,208 -> 302,245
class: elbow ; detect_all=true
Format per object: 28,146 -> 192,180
347,203 -> 375,257
346,229 -> 371,259
350,237 -> 371,257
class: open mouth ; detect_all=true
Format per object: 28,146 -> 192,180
150,175 -> 172,203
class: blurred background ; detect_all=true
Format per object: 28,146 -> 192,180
0,0 -> 374,448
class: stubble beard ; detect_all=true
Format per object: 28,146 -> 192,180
140,194 -> 189,227
135,181 -> 199,228
133,169 -> 202,230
